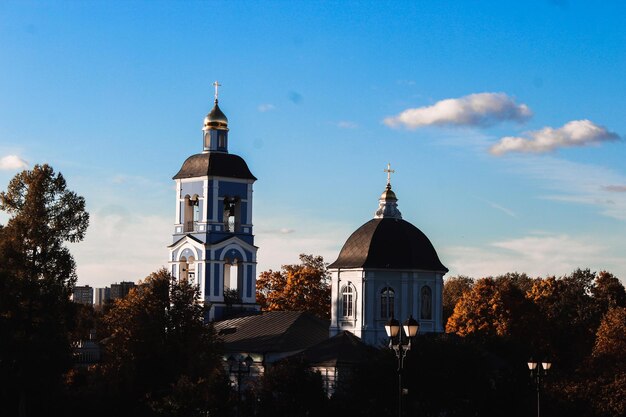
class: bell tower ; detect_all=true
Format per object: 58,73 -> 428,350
169,83 -> 258,321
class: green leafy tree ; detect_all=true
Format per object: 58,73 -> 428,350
0,164 -> 89,417
256,254 -> 331,319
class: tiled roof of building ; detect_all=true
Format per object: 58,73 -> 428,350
173,152 -> 257,180
214,311 -> 330,354
328,218 -> 448,272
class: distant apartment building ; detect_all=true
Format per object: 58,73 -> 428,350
110,281 -> 136,300
94,287 -> 111,307
72,285 -> 93,305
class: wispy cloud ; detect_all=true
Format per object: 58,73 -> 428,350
253,213 -> 352,273
384,92 -> 532,129
257,227 -> 295,235
486,200 -> 517,218
0,155 -> 28,170
509,156 -> 626,221
603,185 -> 626,193
258,103 -> 276,112
490,119 -> 619,155
336,121 -> 358,129
444,232 -> 625,279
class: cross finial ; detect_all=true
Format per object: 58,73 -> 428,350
213,81 -> 221,101
384,162 -> 395,186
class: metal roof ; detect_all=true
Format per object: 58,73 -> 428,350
328,218 -> 448,272
214,311 -> 329,354
173,152 -> 257,180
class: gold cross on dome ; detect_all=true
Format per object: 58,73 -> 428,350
213,81 -> 221,100
384,162 -> 395,185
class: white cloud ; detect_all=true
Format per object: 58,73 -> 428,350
444,232 -> 626,280
337,121 -> 358,129
0,155 -> 28,170
258,104 -> 276,112
490,119 -> 619,155
384,92 -> 532,129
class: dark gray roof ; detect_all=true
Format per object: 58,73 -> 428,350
300,330 -> 378,367
214,311 -> 329,354
173,152 -> 256,180
328,218 -> 448,272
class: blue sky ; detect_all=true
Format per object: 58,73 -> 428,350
1,1 -> 625,287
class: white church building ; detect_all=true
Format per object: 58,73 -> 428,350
328,168 -> 448,346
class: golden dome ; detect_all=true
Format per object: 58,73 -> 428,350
380,184 -> 397,201
203,100 -> 229,130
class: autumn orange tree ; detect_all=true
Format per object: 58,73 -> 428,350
445,276 -> 536,339
442,275 -> 473,324
256,254 -> 331,320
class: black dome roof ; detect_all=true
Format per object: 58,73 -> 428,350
329,218 -> 448,272
173,152 -> 256,180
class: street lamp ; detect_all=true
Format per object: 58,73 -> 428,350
228,354 -> 253,417
527,358 -> 551,417
385,315 -> 419,417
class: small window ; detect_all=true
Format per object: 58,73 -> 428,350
342,285 -> 354,318
381,287 -> 395,319
421,286 -> 432,320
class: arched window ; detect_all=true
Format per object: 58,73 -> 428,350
381,287 -> 395,319
183,195 -> 199,232
223,256 -> 242,303
187,256 -> 195,281
421,286 -> 432,320
223,197 -> 240,233
341,285 -> 354,318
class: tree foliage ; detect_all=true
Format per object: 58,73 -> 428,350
0,164 -> 89,417
256,254 -> 331,319
442,275 -> 473,324
96,269 -> 229,416
0,164 -> 89,284
445,277 -> 535,339
255,356 -> 328,417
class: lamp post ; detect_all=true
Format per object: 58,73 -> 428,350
228,354 -> 253,417
527,359 -> 551,417
385,315 -> 419,417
